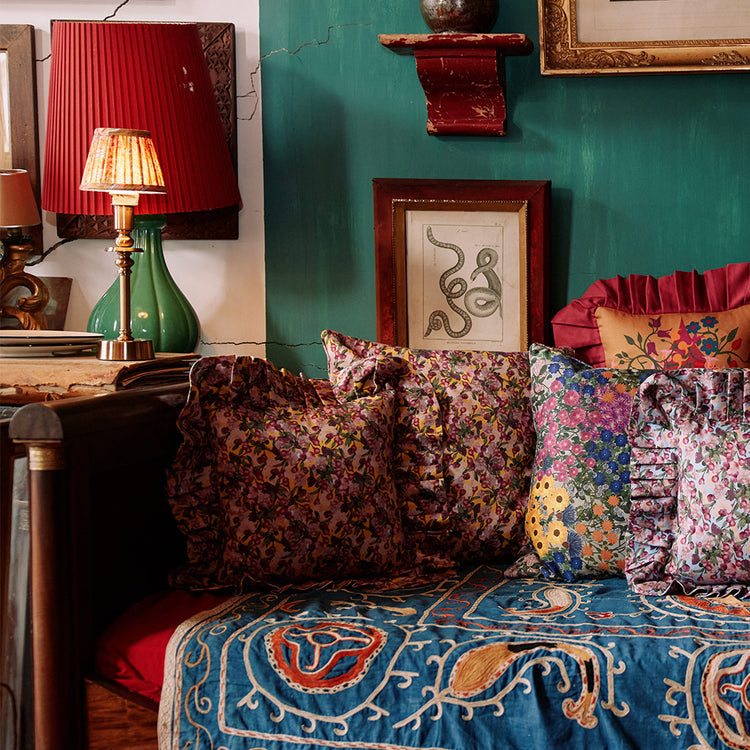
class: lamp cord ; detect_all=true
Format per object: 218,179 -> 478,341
25,237 -> 75,266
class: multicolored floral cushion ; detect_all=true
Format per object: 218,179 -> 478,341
595,305 -> 750,369
322,330 -> 535,567
166,356 -> 404,590
514,344 -> 652,581
627,369 -> 750,597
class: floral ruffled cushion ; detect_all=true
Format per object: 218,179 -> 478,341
627,369 -> 750,597
322,330 -> 535,567
512,344 -> 652,581
166,356 -> 404,590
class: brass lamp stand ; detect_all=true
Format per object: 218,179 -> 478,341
79,127 -> 167,361
98,193 -> 154,361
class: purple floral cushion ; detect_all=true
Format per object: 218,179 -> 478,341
627,369 -> 750,597
166,356 -> 404,590
515,344 -> 652,581
322,330 -> 535,566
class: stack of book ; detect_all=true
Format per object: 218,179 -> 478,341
0,353 -> 199,404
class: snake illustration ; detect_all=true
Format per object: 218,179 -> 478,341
466,247 -> 503,318
423,227 -> 503,339
423,226 -> 472,338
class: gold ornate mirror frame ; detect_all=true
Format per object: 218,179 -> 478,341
539,0 -> 750,75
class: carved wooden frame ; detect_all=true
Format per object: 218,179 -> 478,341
0,25 -> 41,254
539,0 -> 750,75
373,178 -> 551,351
54,21 -> 239,240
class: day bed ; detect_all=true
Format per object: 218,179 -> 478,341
9,264 -> 750,750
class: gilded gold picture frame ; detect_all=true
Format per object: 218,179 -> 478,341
539,0 -> 750,75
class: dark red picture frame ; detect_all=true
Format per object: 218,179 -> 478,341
373,178 -> 551,350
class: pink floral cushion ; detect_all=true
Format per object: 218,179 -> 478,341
627,369 -> 750,597
513,344 -> 652,581
166,356 -> 404,590
322,330 -> 535,566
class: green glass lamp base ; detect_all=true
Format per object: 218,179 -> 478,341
87,215 -> 200,353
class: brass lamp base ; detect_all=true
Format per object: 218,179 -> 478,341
97,338 -> 154,361
94,194 -> 156,362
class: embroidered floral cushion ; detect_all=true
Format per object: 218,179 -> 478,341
594,305 -> 750,369
166,356 -> 404,590
322,330 -> 535,566
552,263 -> 750,367
627,369 -> 750,597
515,344 -> 652,581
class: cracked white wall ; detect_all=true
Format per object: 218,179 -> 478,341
2,0 -> 265,358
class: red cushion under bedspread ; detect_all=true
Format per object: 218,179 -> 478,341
96,589 -> 231,703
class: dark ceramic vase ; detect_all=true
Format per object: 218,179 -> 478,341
419,0 -> 499,33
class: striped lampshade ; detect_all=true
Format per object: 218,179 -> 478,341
42,21 -> 241,215
79,128 -> 166,194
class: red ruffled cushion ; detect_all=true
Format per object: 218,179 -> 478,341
552,263 -> 750,366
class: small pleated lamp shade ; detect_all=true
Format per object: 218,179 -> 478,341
79,128 -> 166,195
42,21 -> 241,215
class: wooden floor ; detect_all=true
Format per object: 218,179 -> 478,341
85,679 -> 158,750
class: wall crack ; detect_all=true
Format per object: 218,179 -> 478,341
238,23 -> 371,122
103,0 -> 131,21
237,61 -> 261,122
261,23 -> 372,60
201,339 -> 319,348
36,0 -> 134,62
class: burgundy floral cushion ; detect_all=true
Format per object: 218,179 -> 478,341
627,369 -> 750,597
510,344 -> 652,581
321,330 -> 535,566
166,356 -> 404,590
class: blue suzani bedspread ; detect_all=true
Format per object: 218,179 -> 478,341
158,565 -> 750,749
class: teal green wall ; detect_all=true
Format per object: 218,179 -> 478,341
260,0 -> 750,376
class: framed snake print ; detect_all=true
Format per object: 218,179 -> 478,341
373,179 -> 550,351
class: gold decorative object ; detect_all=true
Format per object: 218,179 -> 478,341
0,169 -> 47,329
79,128 -> 166,361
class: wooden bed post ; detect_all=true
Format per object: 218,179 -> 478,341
27,441 -> 82,750
9,384 -> 190,750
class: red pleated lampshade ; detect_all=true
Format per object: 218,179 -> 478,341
42,21 -> 241,216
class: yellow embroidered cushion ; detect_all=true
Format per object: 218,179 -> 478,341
594,304 -> 750,369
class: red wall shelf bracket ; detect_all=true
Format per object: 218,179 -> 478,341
378,33 -> 533,136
